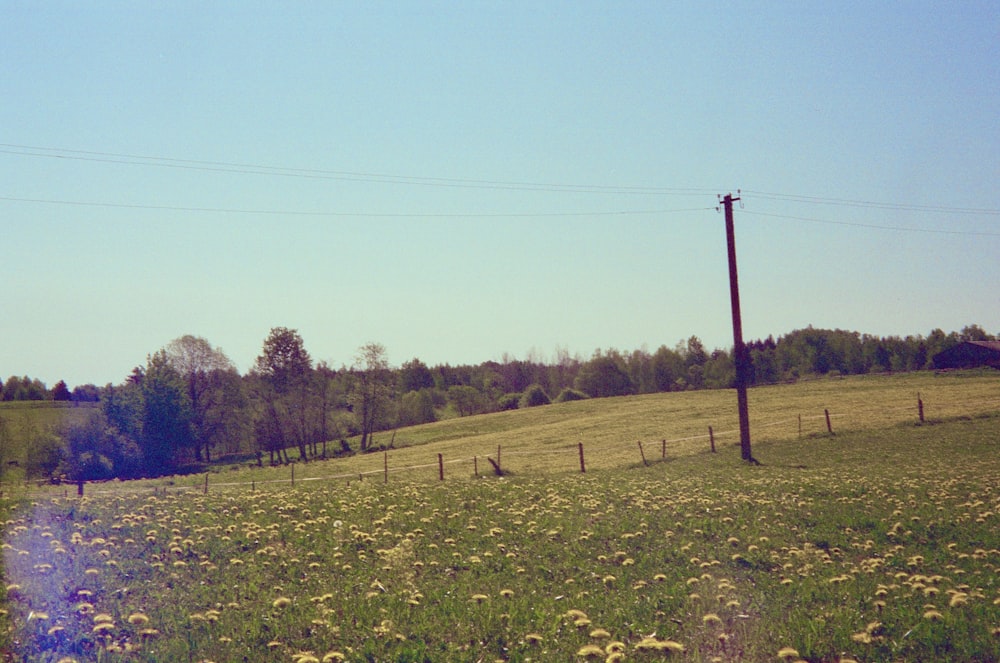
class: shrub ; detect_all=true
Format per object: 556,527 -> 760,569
497,393 -> 520,411
554,388 -> 589,403
519,384 -> 550,408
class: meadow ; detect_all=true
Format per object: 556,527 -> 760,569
1,371 -> 998,662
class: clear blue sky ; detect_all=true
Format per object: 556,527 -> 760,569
3,2 -> 998,388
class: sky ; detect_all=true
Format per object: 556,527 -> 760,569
2,1 -> 999,388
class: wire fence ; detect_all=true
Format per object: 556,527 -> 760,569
11,391 -> 1000,500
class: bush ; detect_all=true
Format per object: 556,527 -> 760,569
519,384 -> 550,408
497,393 -> 520,411
554,388 -> 588,403
24,431 -> 64,479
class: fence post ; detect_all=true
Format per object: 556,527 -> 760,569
473,456 -> 478,477
204,473 -> 209,494
709,426 -> 716,453
497,445 -> 501,473
77,479 -> 84,497
661,439 -> 666,459
637,440 -> 648,466
291,463 -> 295,486
825,409 -> 834,435
917,392 -> 925,423
438,453 -> 444,481
384,451 -> 389,484
579,443 -> 586,473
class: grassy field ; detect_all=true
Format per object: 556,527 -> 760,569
126,369 -> 999,492
1,372 -> 998,662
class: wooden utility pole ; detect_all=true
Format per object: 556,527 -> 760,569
721,193 -> 755,463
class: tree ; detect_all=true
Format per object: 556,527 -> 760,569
51,380 -> 72,402
448,385 -> 484,417
165,335 -> 240,462
400,358 -> 435,393
253,327 -> 314,462
399,389 -> 436,426
255,327 -> 312,390
574,350 -> 635,398
140,350 -> 194,473
350,342 -> 393,451
71,384 -> 102,403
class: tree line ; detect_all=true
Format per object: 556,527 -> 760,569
1,323 -> 994,483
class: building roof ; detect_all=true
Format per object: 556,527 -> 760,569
932,341 -> 1000,369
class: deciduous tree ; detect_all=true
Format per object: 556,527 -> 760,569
350,342 -> 392,451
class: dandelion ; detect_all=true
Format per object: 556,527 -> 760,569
576,644 -> 605,658
272,597 -> 292,609
47,625 -> 65,636
321,653 -> 346,662
92,622 -> 115,634
127,612 -> 150,625
589,628 -> 611,639
292,653 -> 320,663
471,594 -> 489,604
499,588 -> 514,598
703,613 -> 722,625
606,641 -> 626,654
777,647 -> 800,659
525,633 -> 544,645
635,637 -> 662,652
923,609 -> 943,621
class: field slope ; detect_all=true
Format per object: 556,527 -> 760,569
1,372 -> 998,662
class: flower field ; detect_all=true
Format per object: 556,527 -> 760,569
2,383 -> 999,661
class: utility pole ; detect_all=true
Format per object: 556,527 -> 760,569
720,192 -> 755,463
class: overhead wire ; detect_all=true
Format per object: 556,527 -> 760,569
0,143 -> 717,196
738,209 -> 1000,237
3,143 -> 1000,233
0,195 -> 714,219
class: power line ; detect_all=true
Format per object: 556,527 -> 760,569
740,209 -> 1000,237
743,190 -> 1000,216
0,195 -> 714,219
0,143 -> 717,196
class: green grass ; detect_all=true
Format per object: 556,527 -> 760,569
1,372 -> 998,662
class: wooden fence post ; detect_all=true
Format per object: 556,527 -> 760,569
77,479 -> 84,497
473,456 -> 478,477
661,439 -> 666,459
637,440 -> 648,466
497,445 -> 501,473
825,409 -> 834,435
709,426 -> 716,453
438,453 -> 444,481
578,443 -> 586,473
204,473 -> 209,494
918,392 -> 925,423
291,463 -> 295,486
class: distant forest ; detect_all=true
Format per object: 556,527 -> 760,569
0,324 -> 995,482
